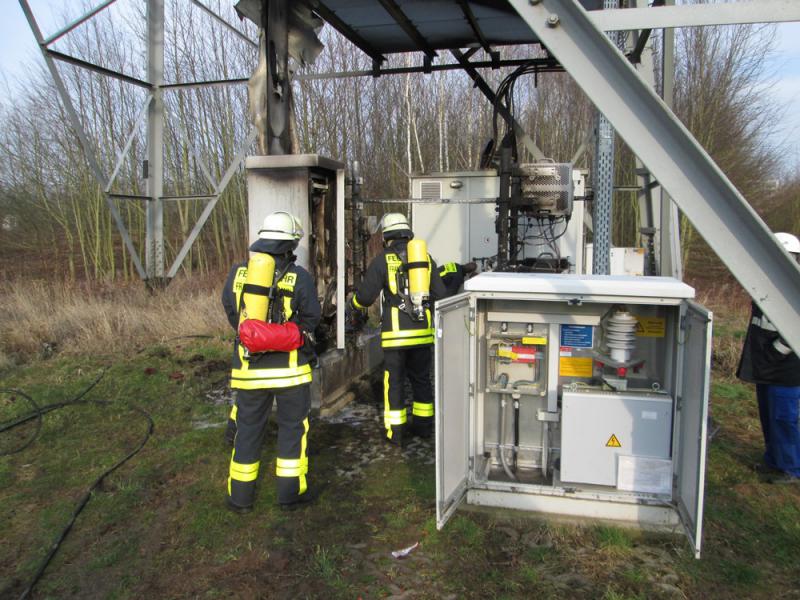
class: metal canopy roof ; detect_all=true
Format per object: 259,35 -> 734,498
314,0 -> 604,59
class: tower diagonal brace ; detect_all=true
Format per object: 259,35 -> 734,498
508,0 -> 800,355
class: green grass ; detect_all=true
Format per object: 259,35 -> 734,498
593,524 -> 634,552
2,314 -> 800,599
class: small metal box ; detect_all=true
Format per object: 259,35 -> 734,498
560,389 -> 673,487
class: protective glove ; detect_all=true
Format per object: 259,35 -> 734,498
239,320 -> 303,353
345,296 -> 366,333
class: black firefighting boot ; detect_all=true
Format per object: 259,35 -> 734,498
386,423 -> 406,448
409,416 -> 433,439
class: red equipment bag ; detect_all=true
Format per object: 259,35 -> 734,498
239,320 -> 303,353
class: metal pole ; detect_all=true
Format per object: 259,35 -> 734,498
592,0 -> 621,276
660,0 -> 683,280
146,0 -> 165,284
629,2 -> 658,276
590,0 -> 800,31
350,161 -> 364,287
41,0 -> 119,46
266,0 -> 290,155
189,0 -> 257,48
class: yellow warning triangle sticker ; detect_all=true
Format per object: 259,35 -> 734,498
605,434 -> 622,448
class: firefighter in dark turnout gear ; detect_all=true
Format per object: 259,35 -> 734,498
348,213 -> 447,445
221,211 -> 321,511
737,232 -> 800,484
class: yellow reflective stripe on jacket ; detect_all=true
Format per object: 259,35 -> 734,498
382,336 -> 434,348
232,363 -> 312,379
352,295 -> 366,309
412,402 -> 434,417
230,458 -> 260,482
231,373 -> 312,390
391,307 -> 400,332
229,404 -> 238,422
441,262 -> 458,274
382,328 -> 434,340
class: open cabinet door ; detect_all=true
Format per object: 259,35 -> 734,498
435,293 -> 473,529
675,300 -> 713,558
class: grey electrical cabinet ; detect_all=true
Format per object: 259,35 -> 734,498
435,273 -> 712,557
410,171 -> 499,268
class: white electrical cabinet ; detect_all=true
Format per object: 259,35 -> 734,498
435,273 -> 712,557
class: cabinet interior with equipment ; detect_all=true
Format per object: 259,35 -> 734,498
435,274 -> 712,557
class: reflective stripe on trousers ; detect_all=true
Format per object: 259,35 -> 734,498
276,417 -> 309,496
384,369 -> 407,439
412,401 -> 434,418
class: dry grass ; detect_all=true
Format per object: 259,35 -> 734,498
0,271 -> 762,375
689,277 -> 751,379
0,274 -> 230,368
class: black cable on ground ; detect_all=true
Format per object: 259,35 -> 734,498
16,402 -> 154,600
0,369 -> 106,435
0,390 -> 42,456
0,370 -> 154,599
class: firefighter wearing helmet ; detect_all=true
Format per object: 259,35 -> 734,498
221,210 -> 322,511
737,231 -> 800,484
347,212 -> 447,446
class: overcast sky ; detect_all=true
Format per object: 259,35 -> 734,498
1,1 -> 799,171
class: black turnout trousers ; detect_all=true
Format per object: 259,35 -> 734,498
383,345 -> 434,438
228,384 -> 311,507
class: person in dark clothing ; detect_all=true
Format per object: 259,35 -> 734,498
347,213 -> 447,445
438,261 -> 478,296
736,231 -> 800,484
221,211 -> 322,511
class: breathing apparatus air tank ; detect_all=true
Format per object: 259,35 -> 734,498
239,253 -> 276,325
406,239 -> 430,321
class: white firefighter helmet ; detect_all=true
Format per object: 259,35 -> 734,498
258,211 -> 304,241
381,213 -> 411,236
775,232 -> 800,254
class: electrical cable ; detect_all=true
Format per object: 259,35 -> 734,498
0,372 -> 154,600
17,402 -> 154,600
0,369 -> 106,434
490,60 -> 541,164
0,390 -> 41,456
